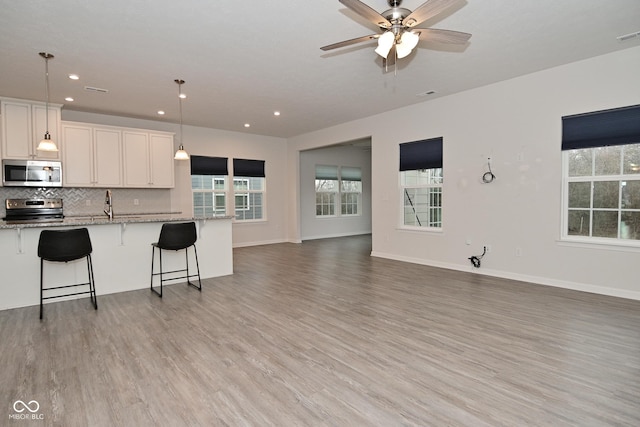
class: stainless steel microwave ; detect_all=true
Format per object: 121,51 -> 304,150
2,159 -> 62,187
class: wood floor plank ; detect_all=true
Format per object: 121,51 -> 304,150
1,235 -> 639,426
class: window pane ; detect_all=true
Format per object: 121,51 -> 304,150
621,180 -> 640,209
401,168 -> 442,185
593,181 -> 619,209
567,210 -> 590,236
568,149 -> 592,177
341,180 -> 362,192
594,146 -> 621,176
623,145 -> 640,174
316,179 -> 338,192
592,210 -> 618,238
621,211 -> 640,240
568,182 -> 591,208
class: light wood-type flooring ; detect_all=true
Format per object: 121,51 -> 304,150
1,235 -> 639,426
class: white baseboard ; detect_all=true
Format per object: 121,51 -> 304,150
370,250 -> 640,301
233,238 -> 289,248
302,231 -> 372,241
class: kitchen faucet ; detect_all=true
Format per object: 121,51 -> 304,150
104,189 -> 113,220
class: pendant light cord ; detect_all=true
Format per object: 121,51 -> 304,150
178,82 -> 183,147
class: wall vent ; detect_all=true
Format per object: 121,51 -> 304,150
617,31 -> 640,42
84,86 -> 109,93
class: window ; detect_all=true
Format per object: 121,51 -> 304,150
399,138 -> 443,229
233,158 -> 265,221
340,167 -> 362,216
562,105 -> 640,244
315,165 -> 362,217
190,156 -> 228,217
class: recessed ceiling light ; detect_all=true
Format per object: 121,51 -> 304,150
68,74 -> 79,80
65,97 -> 74,102
274,111 -> 280,116
157,110 -> 165,115
244,123 -> 250,128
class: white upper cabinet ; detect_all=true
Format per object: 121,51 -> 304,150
149,133 -> 175,188
1,97 -> 61,160
123,130 -> 175,188
62,122 -> 122,187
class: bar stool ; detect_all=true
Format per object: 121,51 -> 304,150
150,222 -> 202,297
38,228 -> 98,320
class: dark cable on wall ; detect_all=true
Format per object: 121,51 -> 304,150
482,157 -> 496,183
469,246 -> 487,268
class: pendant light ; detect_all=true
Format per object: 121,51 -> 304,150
37,52 -> 58,152
174,79 -> 189,160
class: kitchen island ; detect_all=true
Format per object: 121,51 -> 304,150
0,215 -> 233,310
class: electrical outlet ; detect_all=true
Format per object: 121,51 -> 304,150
134,199 -> 139,206
465,238 -> 472,245
85,200 -> 91,206
485,245 -> 492,253
515,247 -> 523,257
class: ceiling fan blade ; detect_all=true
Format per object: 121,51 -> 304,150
339,0 -> 391,28
321,34 -> 379,51
402,0 -> 459,28
413,28 -> 471,44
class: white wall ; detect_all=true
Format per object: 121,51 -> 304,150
287,46 -> 640,300
300,144 -> 372,240
62,111 -> 289,247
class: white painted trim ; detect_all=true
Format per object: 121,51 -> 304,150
233,238 -> 288,248
302,231 -> 372,241
370,250 -> 640,301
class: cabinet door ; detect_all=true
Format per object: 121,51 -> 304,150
123,131 -> 150,187
94,128 -> 122,187
62,124 -> 93,186
149,133 -> 175,188
1,101 -> 32,159
32,104 -> 61,160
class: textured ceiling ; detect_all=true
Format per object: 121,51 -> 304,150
0,0 -> 639,138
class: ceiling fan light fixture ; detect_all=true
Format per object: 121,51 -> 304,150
396,30 -> 419,58
375,31 -> 394,58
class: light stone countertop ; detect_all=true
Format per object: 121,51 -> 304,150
0,214 -> 233,229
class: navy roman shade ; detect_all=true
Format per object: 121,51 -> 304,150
561,104 -> 640,150
340,166 -> 361,181
190,156 -> 228,175
399,137 -> 443,171
315,165 -> 338,180
233,158 -> 265,177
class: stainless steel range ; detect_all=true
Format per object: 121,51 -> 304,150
4,198 -> 64,223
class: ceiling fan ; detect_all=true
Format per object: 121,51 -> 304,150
321,0 -> 471,67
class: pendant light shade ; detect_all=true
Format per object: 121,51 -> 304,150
37,52 -> 58,152
174,79 -> 189,160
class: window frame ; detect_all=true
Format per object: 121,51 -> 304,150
191,174 -> 228,217
232,175 -> 266,222
399,168 -> 443,231
315,165 -> 362,218
560,143 -> 640,249
398,137 -> 444,232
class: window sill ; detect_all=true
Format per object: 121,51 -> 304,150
557,237 -> 640,253
233,219 -> 267,224
397,226 -> 444,234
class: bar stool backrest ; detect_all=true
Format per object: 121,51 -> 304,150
38,228 -> 93,262
156,222 -> 197,251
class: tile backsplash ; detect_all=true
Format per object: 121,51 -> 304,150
0,187 -> 174,218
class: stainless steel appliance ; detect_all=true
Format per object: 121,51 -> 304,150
3,198 -> 64,223
2,159 -> 62,187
